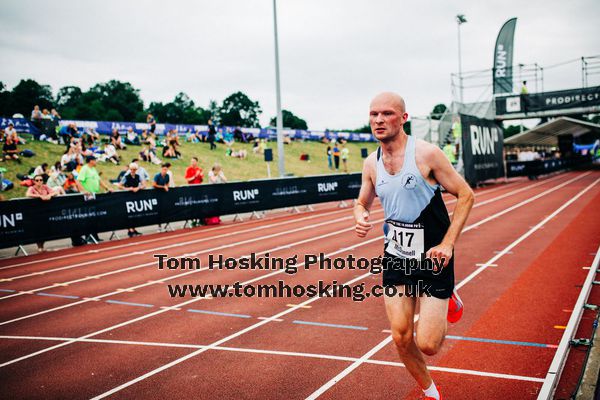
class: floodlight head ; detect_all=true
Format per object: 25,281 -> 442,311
456,14 -> 467,24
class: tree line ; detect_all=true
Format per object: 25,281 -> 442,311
0,79 -> 310,130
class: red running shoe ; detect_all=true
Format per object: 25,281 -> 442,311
447,290 -> 463,323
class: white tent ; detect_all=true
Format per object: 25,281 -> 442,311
505,117 -> 600,146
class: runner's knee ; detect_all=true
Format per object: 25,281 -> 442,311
391,326 -> 413,352
415,335 -> 442,356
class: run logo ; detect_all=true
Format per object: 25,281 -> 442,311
0,212 -> 23,228
125,198 -> 158,213
233,188 -> 259,201
317,182 -> 338,193
469,125 -> 499,156
495,44 -> 507,78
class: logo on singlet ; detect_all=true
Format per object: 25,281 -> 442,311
402,173 -> 417,190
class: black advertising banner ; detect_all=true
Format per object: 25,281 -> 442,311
0,173 -> 362,248
460,114 -> 505,184
493,18 -> 517,94
496,86 -> 600,115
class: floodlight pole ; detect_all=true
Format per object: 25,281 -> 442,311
273,0 -> 285,177
456,15 -> 467,104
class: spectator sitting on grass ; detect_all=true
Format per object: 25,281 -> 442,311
33,163 -> 50,182
162,143 -> 181,159
110,128 -> 126,150
62,172 -> 79,194
124,127 -> 140,145
110,165 -> 129,184
185,157 -> 203,185
152,164 -> 170,192
47,162 -> 67,190
30,105 -> 42,129
226,147 -> 247,159
4,122 -> 17,140
118,162 -> 145,237
26,174 -> 59,252
209,163 -> 227,183
1,134 -> 20,163
60,148 -> 78,171
102,142 -> 120,165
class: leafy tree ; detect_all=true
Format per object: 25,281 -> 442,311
219,91 -> 262,127
56,86 -> 83,108
270,109 -> 308,130
430,103 -> 448,120
9,79 -> 54,116
207,99 -> 220,124
87,80 -> 143,121
147,92 -> 209,125
0,81 -> 12,117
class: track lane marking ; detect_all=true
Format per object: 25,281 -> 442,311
0,334 -> 544,383
304,174 -> 599,399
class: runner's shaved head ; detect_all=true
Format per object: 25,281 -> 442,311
370,92 -> 406,114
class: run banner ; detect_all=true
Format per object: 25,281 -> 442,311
460,114 -> 505,185
495,86 -> 600,116
0,173 -> 362,248
493,18 -> 517,95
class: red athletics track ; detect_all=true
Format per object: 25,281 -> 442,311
0,170 -> 598,399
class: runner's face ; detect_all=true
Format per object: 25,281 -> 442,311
369,99 -> 407,141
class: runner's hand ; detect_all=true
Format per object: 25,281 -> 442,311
426,242 -> 453,269
355,211 -> 372,238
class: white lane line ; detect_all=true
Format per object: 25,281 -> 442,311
0,335 -> 543,383
87,173 -> 590,399
0,204 -> 341,269
304,174 -> 599,399
0,208 -> 383,302
0,214 -> 386,326
0,172 -> 556,273
0,171 -> 568,301
1,206 -> 362,280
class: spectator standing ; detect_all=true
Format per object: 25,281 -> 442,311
326,145 -> 333,169
152,164 -> 170,191
26,174 -> 59,252
147,113 -> 156,134
207,119 -> 217,150
332,142 -> 341,170
164,162 -> 175,187
119,162 -> 145,237
341,143 -> 349,173
208,163 -> 227,183
131,158 -> 150,183
185,157 -> 204,185
50,109 -> 61,122
77,155 -> 113,195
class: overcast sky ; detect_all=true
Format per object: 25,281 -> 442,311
1,0 -> 599,129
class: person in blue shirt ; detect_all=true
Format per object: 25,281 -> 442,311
153,164 -> 170,192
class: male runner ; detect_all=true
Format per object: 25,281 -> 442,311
354,92 -> 474,400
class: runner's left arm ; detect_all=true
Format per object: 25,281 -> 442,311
427,146 -> 475,265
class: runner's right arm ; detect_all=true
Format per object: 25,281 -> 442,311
354,154 -> 377,237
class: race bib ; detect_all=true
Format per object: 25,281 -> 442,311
385,220 -> 425,259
